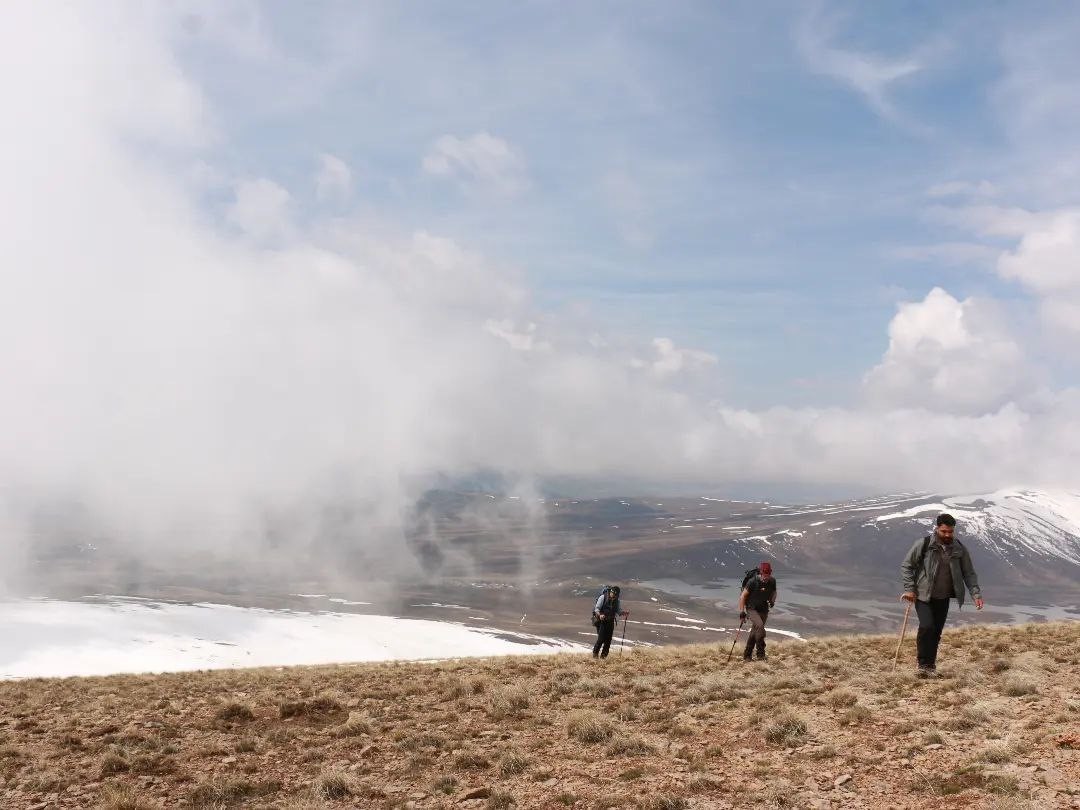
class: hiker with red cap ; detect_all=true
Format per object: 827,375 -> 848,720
738,562 -> 777,661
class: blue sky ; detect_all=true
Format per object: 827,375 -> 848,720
160,1 -> 1079,409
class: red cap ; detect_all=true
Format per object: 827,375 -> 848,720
759,562 -> 773,577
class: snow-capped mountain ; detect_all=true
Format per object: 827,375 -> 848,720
554,488 -> 1080,592
872,489 -> 1080,569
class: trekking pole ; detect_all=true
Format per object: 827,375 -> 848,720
892,601 -> 912,672
618,612 -> 630,654
726,617 -> 746,662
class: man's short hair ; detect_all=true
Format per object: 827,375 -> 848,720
936,513 -> 956,528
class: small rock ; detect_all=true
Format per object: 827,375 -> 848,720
458,786 -> 491,800
221,756 -> 236,765
926,743 -> 943,750
834,774 -> 852,787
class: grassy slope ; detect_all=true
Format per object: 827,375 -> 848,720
0,622 -> 1077,810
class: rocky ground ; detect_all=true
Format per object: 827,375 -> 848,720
0,622 -> 1076,809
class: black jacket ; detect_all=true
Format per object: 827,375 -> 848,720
745,576 -> 776,612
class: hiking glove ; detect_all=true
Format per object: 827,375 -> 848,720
739,611 -> 747,621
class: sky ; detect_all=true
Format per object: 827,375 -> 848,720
2,1 -> 1079,574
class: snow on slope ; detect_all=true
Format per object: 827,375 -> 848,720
0,598 -> 580,679
875,489 -> 1080,567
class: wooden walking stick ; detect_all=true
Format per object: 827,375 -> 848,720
618,611 -> 630,654
892,601 -> 912,671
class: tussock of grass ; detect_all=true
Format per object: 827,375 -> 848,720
452,749 -> 491,770
488,789 -> 517,808
825,688 -> 858,708
838,705 -> 872,725
499,748 -> 529,776
1001,674 -> 1037,696
215,700 -> 254,723
566,709 -> 614,743
763,712 -> 808,746
488,684 -> 531,718
640,795 -> 689,810
100,751 -> 130,776
279,692 -> 345,719
331,710 -> 372,738
942,704 -> 989,730
187,777 -> 271,808
99,782 -> 158,810
607,734 -> 657,756
431,774 -> 457,794
974,743 -> 1013,763
314,769 -> 356,800
578,677 -> 618,698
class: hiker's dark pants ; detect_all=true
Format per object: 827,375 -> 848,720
915,598 -> 950,669
743,609 -> 768,658
593,619 -> 616,657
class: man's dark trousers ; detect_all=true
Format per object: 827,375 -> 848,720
593,618 -> 616,657
915,598 -> 950,669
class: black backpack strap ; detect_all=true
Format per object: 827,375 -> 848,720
915,535 -> 932,577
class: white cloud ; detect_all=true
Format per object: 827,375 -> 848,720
3,2 -> 1080,595
483,320 -> 550,352
314,153 -> 352,203
796,8 -> 940,129
863,288 -> 1028,415
642,338 -> 718,378
928,203 -> 1080,336
422,132 -> 529,197
226,177 -> 292,240
997,208 -> 1080,334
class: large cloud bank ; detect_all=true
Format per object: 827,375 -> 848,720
0,5 -> 1077,583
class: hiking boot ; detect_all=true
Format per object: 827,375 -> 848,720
916,666 -> 933,679
754,653 -> 768,661
742,654 -> 753,662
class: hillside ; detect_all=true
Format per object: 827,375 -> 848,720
1,623 -> 1077,809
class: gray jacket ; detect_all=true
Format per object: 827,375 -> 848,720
901,535 -> 982,607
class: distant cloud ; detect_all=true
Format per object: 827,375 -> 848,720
226,177 -> 292,240
483,319 -> 550,352
997,208 -> 1080,335
422,132 -> 529,197
926,180 -> 998,199
628,338 -> 717,379
863,288 -> 1028,415
796,7 -> 939,129
315,153 -> 352,203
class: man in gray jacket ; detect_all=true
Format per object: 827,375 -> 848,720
900,513 -> 984,677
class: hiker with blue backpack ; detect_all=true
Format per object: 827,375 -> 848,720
737,562 -> 776,661
900,513 -> 984,678
592,585 -> 628,658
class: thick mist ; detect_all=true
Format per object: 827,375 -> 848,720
2,5 -> 1078,594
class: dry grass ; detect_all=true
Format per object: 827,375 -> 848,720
0,621 -> 1074,809
763,711 -> 808,746
566,709 -> 614,743
98,782 -> 159,810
